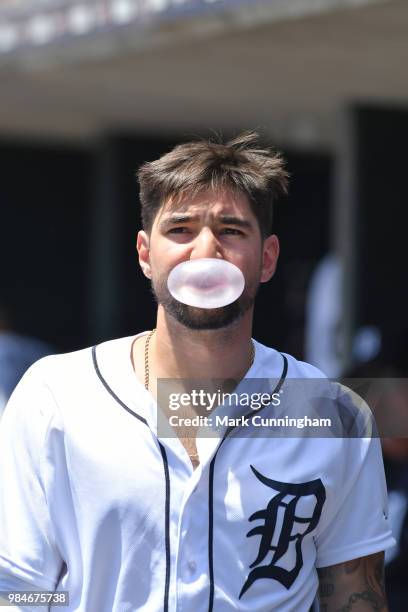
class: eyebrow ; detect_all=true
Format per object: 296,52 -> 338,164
159,214 -> 253,230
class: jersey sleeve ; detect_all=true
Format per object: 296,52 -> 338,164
0,361 -> 64,593
314,432 -> 396,568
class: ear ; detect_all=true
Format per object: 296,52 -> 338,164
260,234 -> 280,283
136,230 -> 152,279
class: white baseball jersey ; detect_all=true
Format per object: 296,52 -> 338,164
0,332 -> 395,611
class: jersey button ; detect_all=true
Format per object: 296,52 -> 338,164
187,560 -> 197,573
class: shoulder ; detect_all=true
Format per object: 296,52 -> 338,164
1,336 -> 135,437
26,335 -> 133,383
253,339 -> 327,379
23,344 -> 94,387
3,335 -> 133,411
254,340 -> 376,439
281,352 -> 327,379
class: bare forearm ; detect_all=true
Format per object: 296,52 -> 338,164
317,552 -> 388,611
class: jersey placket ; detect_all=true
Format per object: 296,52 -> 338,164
163,433 -> 224,612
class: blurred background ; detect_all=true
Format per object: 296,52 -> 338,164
1,0 -> 408,607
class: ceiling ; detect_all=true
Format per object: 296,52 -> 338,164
0,0 -> 407,147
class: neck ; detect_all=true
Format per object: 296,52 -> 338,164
149,305 -> 255,381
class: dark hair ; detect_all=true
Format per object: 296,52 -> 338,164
136,131 -> 289,238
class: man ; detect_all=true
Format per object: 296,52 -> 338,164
0,132 -> 395,611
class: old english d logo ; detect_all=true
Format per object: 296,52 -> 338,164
239,466 -> 326,598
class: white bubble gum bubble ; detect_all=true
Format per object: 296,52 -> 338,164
167,258 -> 245,309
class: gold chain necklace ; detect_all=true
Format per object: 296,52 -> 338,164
144,328 -> 156,391
144,328 -> 255,392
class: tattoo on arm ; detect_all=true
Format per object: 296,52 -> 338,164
317,552 -> 388,611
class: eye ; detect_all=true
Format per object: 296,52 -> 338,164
221,228 -> 244,235
167,227 -> 189,234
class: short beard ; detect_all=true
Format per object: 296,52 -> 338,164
150,275 -> 259,330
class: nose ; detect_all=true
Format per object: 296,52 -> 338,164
190,227 -> 223,260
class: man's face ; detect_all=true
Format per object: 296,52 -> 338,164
137,189 -> 279,330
